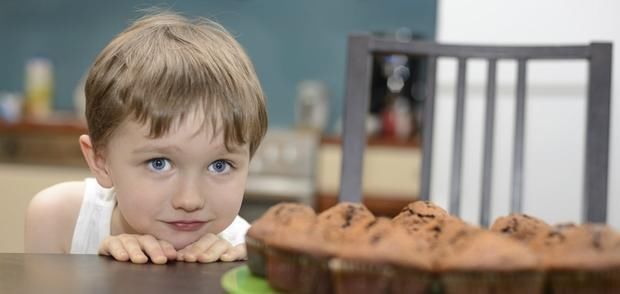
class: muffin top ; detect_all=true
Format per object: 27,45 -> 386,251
246,202 -> 316,241
267,202 -> 375,256
435,230 -> 540,272
316,202 -> 376,228
333,218 -> 433,270
537,223 -> 620,270
313,202 -> 376,252
414,215 -> 475,249
393,201 -> 450,234
490,213 -> 551,244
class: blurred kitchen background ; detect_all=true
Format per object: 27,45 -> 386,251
1,0 -> 620,253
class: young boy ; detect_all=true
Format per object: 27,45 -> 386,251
24,11 -> 267,264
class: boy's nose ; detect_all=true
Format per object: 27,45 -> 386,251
171,180 -> 205,212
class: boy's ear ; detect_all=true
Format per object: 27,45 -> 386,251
79,135 -> 113,188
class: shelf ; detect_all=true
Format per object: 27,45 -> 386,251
0,118 -> 87,167
0,118 -> 87,135
321,134 -> 420,148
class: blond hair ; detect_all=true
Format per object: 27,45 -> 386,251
84,12 -> 267,156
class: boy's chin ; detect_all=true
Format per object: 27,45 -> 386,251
165,234 -> 204,251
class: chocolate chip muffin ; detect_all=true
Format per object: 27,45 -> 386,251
266,202 -> 375,294
329,218 -> 434,294
435,230 -> 544,294
538,224 -> 620,294
245,202 -> 316,277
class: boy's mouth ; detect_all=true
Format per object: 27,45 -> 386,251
165,220 -> 207,231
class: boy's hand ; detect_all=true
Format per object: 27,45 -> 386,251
177,233 -> 247,263
98,234 -> 177,264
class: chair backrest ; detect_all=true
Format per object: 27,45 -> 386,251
339,33 -> 612,226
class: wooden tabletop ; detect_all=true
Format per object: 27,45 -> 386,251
0,253 -> 242,294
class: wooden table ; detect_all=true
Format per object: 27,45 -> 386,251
0,253 -> 242,294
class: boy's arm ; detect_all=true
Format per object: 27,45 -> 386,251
24,181 -> 85,253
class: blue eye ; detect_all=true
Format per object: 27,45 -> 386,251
208,160 -> 231,174
148,158 -> 171,172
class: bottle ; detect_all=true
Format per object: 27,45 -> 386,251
24,56 -> 53,120
295,80 -> 329,132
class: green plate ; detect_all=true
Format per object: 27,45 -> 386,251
221,265 -> 278,294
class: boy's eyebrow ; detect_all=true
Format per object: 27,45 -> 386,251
224,144 -> 249,155
132,144 -> 183,154
132,143 -> 249,155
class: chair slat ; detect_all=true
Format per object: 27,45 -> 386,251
449,58 -> 468,216
480,59 -> 497,227
420,56 -> 438,201
584,43 -> 612,222
339,35 -> 373,203
511,59 -> 527,214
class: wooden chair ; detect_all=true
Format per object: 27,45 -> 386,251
339,33 -> 612,226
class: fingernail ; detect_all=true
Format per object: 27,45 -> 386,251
153,256 -> 166,264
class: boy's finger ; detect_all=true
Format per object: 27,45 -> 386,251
197,239 -> 231,263
99,238 -> 129,262
138,235 -> 167,264
220,244 -> 247,262
120,236 -> 148,264
159,240 -> 178,261
97,237 -> 112,256
182,234 -> 218,262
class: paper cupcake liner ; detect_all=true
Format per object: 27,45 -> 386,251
245,236 -> 266,277
298,253 -> 332,294
546,268 -> 620,294
266,246 -> 332,294
265,246 -> 303,292
391,264 -> 436,294
440,270 -> 545,294
328,258 -> 394,294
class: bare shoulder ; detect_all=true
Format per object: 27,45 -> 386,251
24,181 -> 86,253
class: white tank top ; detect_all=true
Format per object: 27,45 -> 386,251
70,178 -> 250,254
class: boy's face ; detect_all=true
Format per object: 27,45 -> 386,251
102,114 -> 250,250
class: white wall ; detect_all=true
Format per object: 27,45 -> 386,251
434,0 -> 619,229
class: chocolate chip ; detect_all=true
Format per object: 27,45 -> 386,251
592,228 -> 603,250
547,230 -> 565,241
365,219 -> 378,229
342,206 -> 355,228
275,205 -> 286,216
416,213 -> 436,219
370,234 -> 383,244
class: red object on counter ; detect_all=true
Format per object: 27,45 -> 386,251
381,108 -> 396,138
